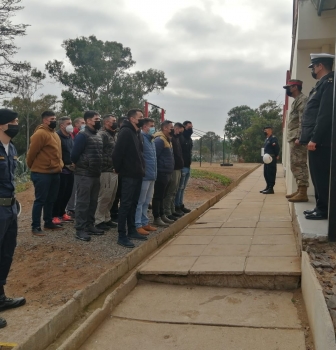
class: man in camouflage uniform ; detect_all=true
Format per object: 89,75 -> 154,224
283,79 -> 309,202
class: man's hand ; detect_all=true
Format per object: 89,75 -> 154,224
307,141 -> 316,151
276,156 -> 279,160
295,139 -> 300,145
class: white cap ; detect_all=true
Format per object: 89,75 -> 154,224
308,53 -> 335,68
263,153 -> 273,164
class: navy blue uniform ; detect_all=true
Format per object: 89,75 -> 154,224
0,141 -> 18,286
263,135 -> 280,189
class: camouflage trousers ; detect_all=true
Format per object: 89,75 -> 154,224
289,141 -> 309,187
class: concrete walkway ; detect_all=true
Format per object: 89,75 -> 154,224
79,166 -> 306,350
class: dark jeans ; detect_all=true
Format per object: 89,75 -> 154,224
31,172 -> 60,228
309,146 -> 331,216
110,174 -> 122,218
118,177 -> 142,238
52,173 -> 74,218
152,172 -> 172,218
0,206 -> 17,286
263,157 -> 277,188
75,175 -> 100,231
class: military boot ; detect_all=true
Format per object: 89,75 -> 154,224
286,189 -> 298,199
288,186 -> 308,202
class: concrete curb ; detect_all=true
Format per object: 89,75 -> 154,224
14,164 -> 260,350
301,252 -> 336,350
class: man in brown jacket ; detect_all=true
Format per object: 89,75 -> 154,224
27,111 -> 64,235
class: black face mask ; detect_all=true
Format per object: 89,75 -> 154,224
49,121 -> 57,129
4,124 -> 19,139
311,70 -> 317,80
264,131 -> 268,136
112,122 -> 118,130
183,128 -> 193,137
169,129 -> 175,136
94,120 -> 101,130
137,119 -> 144,128
285,88 -> 292,97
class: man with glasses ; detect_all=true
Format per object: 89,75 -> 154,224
283,80 -> 308,202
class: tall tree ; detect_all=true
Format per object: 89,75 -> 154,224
46,35 -> 168,116
0,0 -> 29,94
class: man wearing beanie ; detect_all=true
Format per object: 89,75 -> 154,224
27,111 -> 64,235
0,108 -> 26,328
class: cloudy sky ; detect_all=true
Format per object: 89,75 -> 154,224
11,0 -> 293,136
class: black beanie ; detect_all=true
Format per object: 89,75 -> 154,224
0,109 -> 18,125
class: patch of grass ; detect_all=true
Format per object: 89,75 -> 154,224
191,169 -> 231,186
16,180 -> 31,193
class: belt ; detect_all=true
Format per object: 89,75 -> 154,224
0,197 -> 16,206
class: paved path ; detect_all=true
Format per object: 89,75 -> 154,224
79,166 -> 306,350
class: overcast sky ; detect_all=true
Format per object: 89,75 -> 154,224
11,0 -> 293,136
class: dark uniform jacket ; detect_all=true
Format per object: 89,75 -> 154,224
264,135 -> 280,157
300,71 -> 334,146
56,130 -> 74,166
71,126 -> 103,177
172,134 -> 184,170
180,132 -> 193,168
0,142 -> 17,198
98,128 -> 117,173
112,120 -> 145,178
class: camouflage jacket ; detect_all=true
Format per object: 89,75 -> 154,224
287,93 -> 307,142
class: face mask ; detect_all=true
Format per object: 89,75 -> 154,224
49,120 -> 57,129
94,120 -> 101,130
66,125 -> 74,133
112,122 -> 118,130
169,129 -> 175,136
80,124 -> 85,130
183,128 -> 193,137
137,119 -> 144,128
149,127 -> 155,135
264,131 -> 268,136
311,70 -> 317,79
4,124 -> 19,139
286,88 -> 292,97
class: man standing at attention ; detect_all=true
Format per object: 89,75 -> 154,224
27,111 -> 64,235
94,114 -> 118,231
300,53 -> 334,220
71,111 -> 104,241
112,109 -> 147,248
0,109 -> 26,328
283,80 -> 309,202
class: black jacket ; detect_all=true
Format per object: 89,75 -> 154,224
180,131 -> 193,167
56,130 -> 73,166
172,134 -> 184,170
300,71 -> 334,146
98,128 -> 117,172
112,120 -> 145,178
264,135 -> 280,157
0,141 -> 17,198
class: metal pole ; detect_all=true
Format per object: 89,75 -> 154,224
327,63 -> 336,241
200,137 -> 202,168
210,138 -> 213,165
144,101 -> 149,118
222,137 -> 225,164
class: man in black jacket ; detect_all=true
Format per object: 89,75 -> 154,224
300,53 -> 334,220
112,109 -> 147,248
175,120 -> 193,214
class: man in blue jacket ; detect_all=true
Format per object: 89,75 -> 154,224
152,120 -> 175,226
135,118 -> 158,235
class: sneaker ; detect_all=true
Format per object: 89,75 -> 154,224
142,224 -> 157,231
167,215 -> 178,221
174,206 -> 185,216
44,223 -> 64,230
75,230 -> 91,241
32,227 -> 46,236
148,203 -> 152,210
66,210 -> 75,218
137,227 -> 150,235
105,220 -> 118,228
161,215 -> 175,224
86,225 -> 105,235
117,236 -> 135,248
0,295 -> 26,311
52,217 -> 62,225
62,214 -> 74,222
181,205 -> 191,213
172,211 -> 183,217
0,317 -> 6,328
128,231 -> 148,241
95,222 -> 110,231
153,217 -> 169,227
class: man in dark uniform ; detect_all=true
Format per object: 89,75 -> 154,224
0,109 -> 26,328
300,53 -> 335,220
260,126 -> 280,194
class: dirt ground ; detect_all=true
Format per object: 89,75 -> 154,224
5,163 -> 257,316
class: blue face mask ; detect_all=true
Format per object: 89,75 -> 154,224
149,127 -> 155,135
80,124 -> 85,130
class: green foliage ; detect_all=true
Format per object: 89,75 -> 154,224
191,169 -> 231,186
148,106 -> 162,130
15,153 -> 31,193
45,35 -> 168,117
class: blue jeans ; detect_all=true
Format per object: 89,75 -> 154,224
175,167 -> 190,207
31,172 -> 60,228
135,180 -> 155,228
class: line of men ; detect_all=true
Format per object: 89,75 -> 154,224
26,108 -> 194,248
261,52 -> 334,221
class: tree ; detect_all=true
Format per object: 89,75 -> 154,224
0,0 -> 29,94
46,35 -> 168,116
148,106 -> 162,129
224,105 -> 256,157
